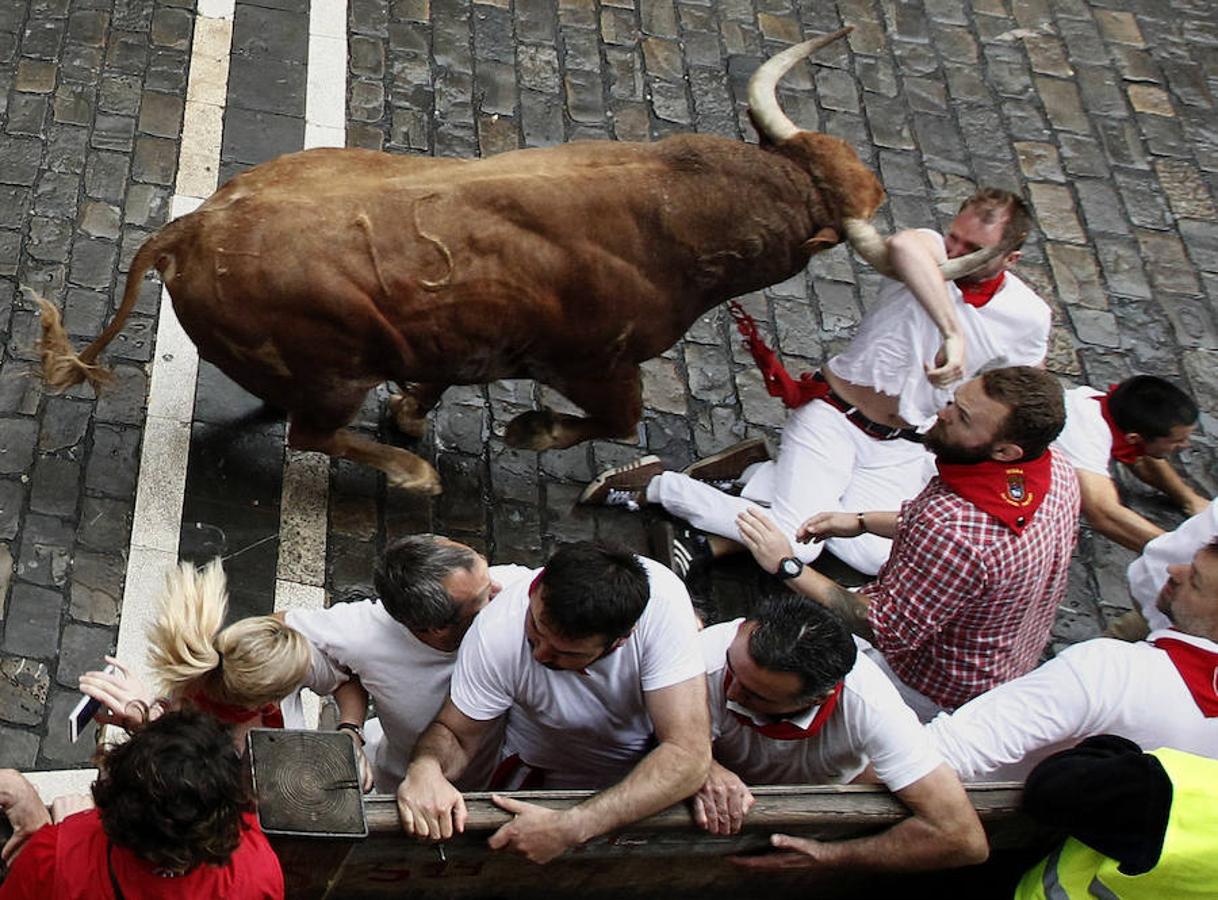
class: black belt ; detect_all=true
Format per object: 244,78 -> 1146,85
813,372 -> 924,443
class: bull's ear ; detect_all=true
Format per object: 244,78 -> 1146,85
801,226 -> 839,255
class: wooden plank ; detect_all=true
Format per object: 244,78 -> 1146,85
265,784 -> 1043,898
362,783 -> 1026,834
273,837 -> 358,900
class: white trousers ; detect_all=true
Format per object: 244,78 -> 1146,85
649,399 -> 932,575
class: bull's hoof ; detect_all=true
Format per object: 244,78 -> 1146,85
504,410 -> 562,451
386,460 -> 443,495
388,393 -> 428,439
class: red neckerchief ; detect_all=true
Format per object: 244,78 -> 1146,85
955,271 -> 1006,308
1094,387 -> 1145,464
1152,633 -> 1218,717
488,753 -> 550,790
935,451 -> 1054,535
189,692 -> 284,728
723,669 -> 843,740
728,301 -> 827,409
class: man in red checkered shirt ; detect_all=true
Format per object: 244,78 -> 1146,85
737,367 -> 1079,719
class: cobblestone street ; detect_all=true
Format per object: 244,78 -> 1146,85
2,0 -> 1217,771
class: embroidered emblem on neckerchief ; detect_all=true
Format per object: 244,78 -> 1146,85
935,451 -> 1054,534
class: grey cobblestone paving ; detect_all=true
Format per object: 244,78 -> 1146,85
2,0 -> 1218,769
1,0 -> 186,768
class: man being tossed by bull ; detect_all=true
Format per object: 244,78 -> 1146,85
582,188 -> 1051,580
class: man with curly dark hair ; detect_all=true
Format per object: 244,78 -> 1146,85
0,709 -> 283,898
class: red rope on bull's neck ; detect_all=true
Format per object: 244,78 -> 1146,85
727,301 -> 827,409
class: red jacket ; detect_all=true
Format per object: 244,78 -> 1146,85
0,809 -> 283,899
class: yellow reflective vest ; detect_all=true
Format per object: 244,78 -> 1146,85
1015,748 -> 1218,899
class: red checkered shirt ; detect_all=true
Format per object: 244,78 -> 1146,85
861,450 -> 1080,711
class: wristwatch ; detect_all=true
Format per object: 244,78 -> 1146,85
336,722 -> 365,746
776,557 -> 804,580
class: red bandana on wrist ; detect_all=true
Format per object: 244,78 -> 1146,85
1152,633 -> 1218,717
189,692 -> 285,728
935,452 -> 1054,535
1094,387 -> 1146,464
956,271 -> 1006,308
723,670 -> 843,741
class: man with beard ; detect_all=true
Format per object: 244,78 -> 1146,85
580,189 -> 1050,579
395,542 -> 709,865
1129,498 -> 1218,634
736,367 -> 1079,719
928,541 -> 1218,782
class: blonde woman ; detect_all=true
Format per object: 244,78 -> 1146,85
79,559 -> 312,753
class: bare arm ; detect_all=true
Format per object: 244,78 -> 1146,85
396,699 -> 500,840
736,508 -> 874,639
1076,469 -> 1164,552
334,677 -> 374,792
886,229 -> 965,386
798,510 -> 900,542
1128,457 -> 1209,516
731,764 -> 987,873
788,568 -> 875,641
0,770 -> 50,863
488,675 -> 712,864
335,677 -> 369,728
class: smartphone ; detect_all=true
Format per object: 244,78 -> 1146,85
68,663 -> 118,743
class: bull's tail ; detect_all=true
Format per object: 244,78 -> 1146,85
38,225 -> 178,392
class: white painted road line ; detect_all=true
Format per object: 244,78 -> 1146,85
114,12 -> 233,685
274,0 -> 351,727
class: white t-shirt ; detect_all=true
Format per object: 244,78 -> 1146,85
828,230 -> 1051,428
1052,385 -> 1112,476
450,557 -> 705,789
702,621 -> 941,792
927,630 -> 1218,782
1128,498 -> 1218,632
286,564 -> 530,793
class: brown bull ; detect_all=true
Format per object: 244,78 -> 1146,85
38,29 -> 982,493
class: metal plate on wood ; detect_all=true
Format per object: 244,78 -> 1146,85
249,729 -> 368,839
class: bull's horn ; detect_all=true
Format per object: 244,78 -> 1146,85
845,219 -> 1007,282
939,245 -> 1005,280
748,27 -> 854,143
842,218 -> 897,279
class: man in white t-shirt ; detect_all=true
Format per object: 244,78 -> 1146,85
928,540 -> 1218,782
695,596 -> 987,873
283,535 -> 530,793
580,188 -> 1051,579
396,542 -> 709,864
1054,376 -> 1206,554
